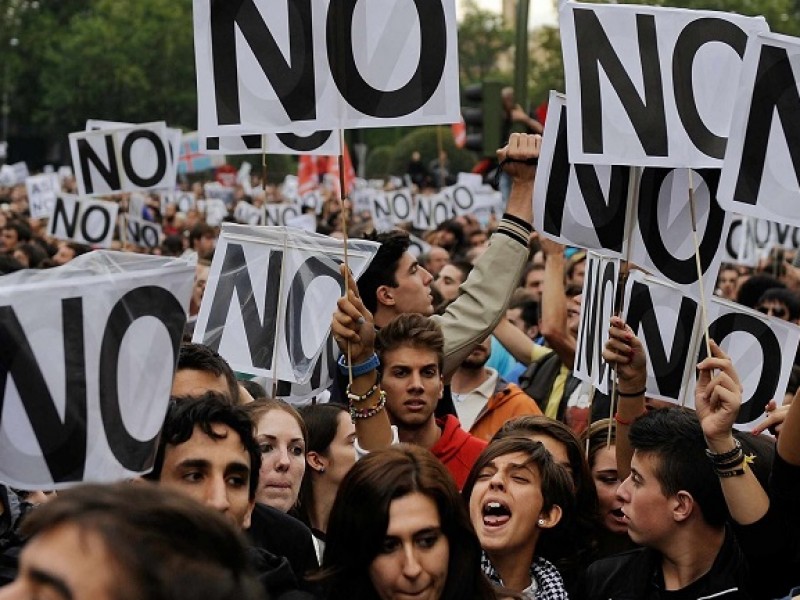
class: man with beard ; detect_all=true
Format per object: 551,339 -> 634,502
449,336 -> 541,441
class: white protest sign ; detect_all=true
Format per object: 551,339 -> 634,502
26,173 -> 61,219
718,32 -> 800,226
285,213 -> 317,233
0,162 -> 28,187
193,0 -> 460,136
163,191 -> 196,214
720,216 -> 760,267
48,195 -> 119,248
70,122 -> 174,196
234,201 -> 265,225
124,215 -> 162,250
413,194 -> 453,231
369,189 -> 415,232
204,182 -> 235,206
193,225 -> 380,383
265,334 -> 339,405
264,203 -> 304,227
197,199 -> 229,226
457,172 -> 483,188
203,130 -> 340,155
560,2 -> 769,167
408,233 -> 431,258
574,252 -> 620,394
85,120 -> 181,195
683,296 -> 800,429
0,251 -> 193,488
627,168 -> 732,300
534,93 -> 634,258
622,271 -> 701,405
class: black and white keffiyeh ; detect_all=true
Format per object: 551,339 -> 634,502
481,552 -> 569,600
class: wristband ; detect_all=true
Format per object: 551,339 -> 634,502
614,412 -> 639,426
705,438 -> 742,464
350,391 -> 387,421
617,388 -> 646,398
715,466 -> 746,478
338,352 -> 380,377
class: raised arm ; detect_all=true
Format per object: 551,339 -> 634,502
695,340 -> 769,525
538,237 -> 575,367
601,316 -> 647,480
331,265 -> 393,452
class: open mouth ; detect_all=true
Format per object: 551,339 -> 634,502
482,501 -> 512,527
610,508 -> 625,519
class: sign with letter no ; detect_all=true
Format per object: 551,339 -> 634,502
0,252 -> 193,488
193,225 -> 380,384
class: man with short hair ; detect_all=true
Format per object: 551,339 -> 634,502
188,223 -> 216,260
0,223 -> 30,254
0,483 -> 265,600
172,343 -> 240,404
145,395 -> 317,598
357,133 -> 541,377
449,336 -> 541,441
421,246 -> 450,277
756,287 -> 800,323
521,263 -> 545,302
434,260 -> 472,304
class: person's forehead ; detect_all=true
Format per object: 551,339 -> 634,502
166,424 -> 250,468
383,345 -> 438,368
396,251 -> 417,275
438,264 -> 461,280
172,369 -> 229,398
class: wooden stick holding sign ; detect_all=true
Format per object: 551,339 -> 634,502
688,169 -> 714,390
337,130 -> 354,386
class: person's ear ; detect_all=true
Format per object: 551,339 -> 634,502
307,451 -> 329,474
537,504 -> 563,529
376,285 -> 395,307
242,500 -> 255,530
673,491 -> 694,523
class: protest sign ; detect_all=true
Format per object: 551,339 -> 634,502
197,199 -> 229,226
560,2 -> 768,167
718,32 -> 800,227
534,93 -> 633,258
203,129 -> 340,155
234,201 -> 265,225
193,225 -> 380,383
264,203 -> 304,227
162,191 -> 197,214
0,162 -> 29,187
574,252 -> 620,394
193,0 -> 460,136
26,173 -> 61,219
369,189 -> 415,232
408,233 -> 432,258
48,195 -> 119,248
0,252 -> 193,488
125,216 -> 162,250
70,122 -> 175,196
414,194 -> 453,230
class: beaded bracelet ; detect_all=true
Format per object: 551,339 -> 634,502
350,390 -> 387,420
705,439 -> 742,464
712,453 -> 745,471
346,379 -> 380,404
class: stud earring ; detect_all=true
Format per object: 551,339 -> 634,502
537,519 -> 545,526
319,467 -> 326,474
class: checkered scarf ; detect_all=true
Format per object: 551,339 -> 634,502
481,552 -> 569,600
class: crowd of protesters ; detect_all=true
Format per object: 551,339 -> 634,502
0,133 -> 799,599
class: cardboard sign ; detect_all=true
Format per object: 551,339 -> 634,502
48,195 -> 119,248
264,203 -> 304,227
622,271 -> 800,428
534,93 -> 633,258
574,252 -> 620,394
203,129 -> 340,155
369,189 -> 415,232
70,122 -> 175,196
560,2 -> 768,167
162,191 -> 197,215
718,33 -> 800,227
0,252 -> 193,488
197,199 -> 229,226
193,0 -> 460,136
234,201 -> 265,225
193,225 -> 380,383
413,194 -> 453,230
26,174 -> 61,219
125,216 -> 162,250
0,162 -> 29,187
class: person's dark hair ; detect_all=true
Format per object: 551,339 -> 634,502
13,242 -> 47,268
0,253 -> 24,275
239,379 -> 268,401
376,313 -> 444,371
757,287 -> 800,321
160,234 -> 184,257
520,262 -> 544,288
145,394 -> 261,501
296,403 -> 349,526
628,407 -> 728,528
736,274 -> 784,309
509,297 -> 540,329
319,445 -> 498,600
566,251 -> 587,280
20,483 -> 264,600
357,230 -> 411,314
189,223 -> 215,248
446,259 -> 473,283
66,241 -> 91,258
177,343 -> 240,404
463,436 -> 575,563
436,219 -> 466,253
4,221 -> 31,244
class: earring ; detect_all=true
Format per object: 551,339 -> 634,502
318,467 -> 326,474
537,519 -> 545,526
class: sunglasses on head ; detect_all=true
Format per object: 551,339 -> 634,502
757,305 -> 787,319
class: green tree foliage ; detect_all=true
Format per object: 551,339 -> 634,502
35,0 -> 195,136
385,126 -> 476,178
458,0 -> 515,86
528,25 -> 564,110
